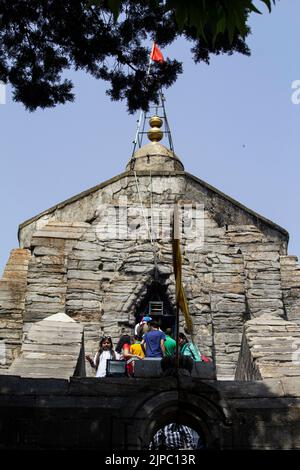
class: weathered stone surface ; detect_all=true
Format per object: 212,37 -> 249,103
236,314 -> 300,380
2,144 -> 300,447
0,373 -> 300,449
280,255 -> 300,324
0,249 -> 31,369
0,163 -> 297,384
9,313 -> 85,379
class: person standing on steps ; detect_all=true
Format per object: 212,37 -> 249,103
86,336 -> 120,378
141,321 -> 166,358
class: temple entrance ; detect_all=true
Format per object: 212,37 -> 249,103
135,392 -> 215,450
135,281 -> 175,334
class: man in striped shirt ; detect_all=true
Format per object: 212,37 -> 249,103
149,423 -> 195,450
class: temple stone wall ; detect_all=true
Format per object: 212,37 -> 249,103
2,172 -> 300,379
24,221 -> 90,325
0,249 -> 30,369
1,131 -> 299,451
235,314 -> 300,380
0,374 -> 300,450
18,172 -> 288,251
280,255 -> 300,324
9,313 -> 85,379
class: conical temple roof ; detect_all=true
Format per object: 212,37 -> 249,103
126,141 -> 184,171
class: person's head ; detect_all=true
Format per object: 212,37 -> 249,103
115,334 -> 131,353
165,328 -> 172,337
121,327 -> 130,335
133,335 -> 140,342
99,336 -> 113,351
178,332 -> 188,347
142,315 -> 152,323
150,321 -> 159,330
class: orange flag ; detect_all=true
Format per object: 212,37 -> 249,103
150,42 -> 164,63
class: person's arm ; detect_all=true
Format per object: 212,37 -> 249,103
141,338 -> 146,355
85,354 -> 96,368
113,350 -> 121,360
122,344 -> 130,359
182,426 -> 195,450
160,338 -> 166,356
182,343 -> 193,358
122,344 -> 143,360
125,352 -> 143,359
150,429 -> 163,450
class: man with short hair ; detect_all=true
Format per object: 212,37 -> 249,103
142,321 -> 166,358
164,328 -> 176,357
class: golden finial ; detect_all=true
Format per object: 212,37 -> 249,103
147,115 -> 163,142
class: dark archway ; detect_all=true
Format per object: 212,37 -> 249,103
142,401 -> 215,450
127,387 -> 233,450
135,281 -> 176,334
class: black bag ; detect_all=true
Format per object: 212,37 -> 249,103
106,359 -> 126,377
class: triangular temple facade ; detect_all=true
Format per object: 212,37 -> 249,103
1,111 -> 300,449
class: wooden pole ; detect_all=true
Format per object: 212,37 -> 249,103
175,303 -> 180,370
174,203 -> 180,371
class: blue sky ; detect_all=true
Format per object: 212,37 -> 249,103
0,1 -> 300,275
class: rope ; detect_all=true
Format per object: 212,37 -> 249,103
134,170 -> 153,244
134,170 -> 159,277
150,170 -> 159,280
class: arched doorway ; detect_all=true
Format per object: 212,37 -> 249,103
135,281 -> 175,334
127,388 -> 231,450
144,402 -> 210,450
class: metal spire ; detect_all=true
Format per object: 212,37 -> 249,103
131,90 -> 175,157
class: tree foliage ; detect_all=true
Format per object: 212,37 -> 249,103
0,0 -> 276,112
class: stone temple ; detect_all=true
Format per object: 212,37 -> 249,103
1,112 -> 300,450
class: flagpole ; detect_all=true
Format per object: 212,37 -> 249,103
131,52 -> 153,157
172,202 -> 195,373
174,203 -> 180,371
175,304 -> 180,370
